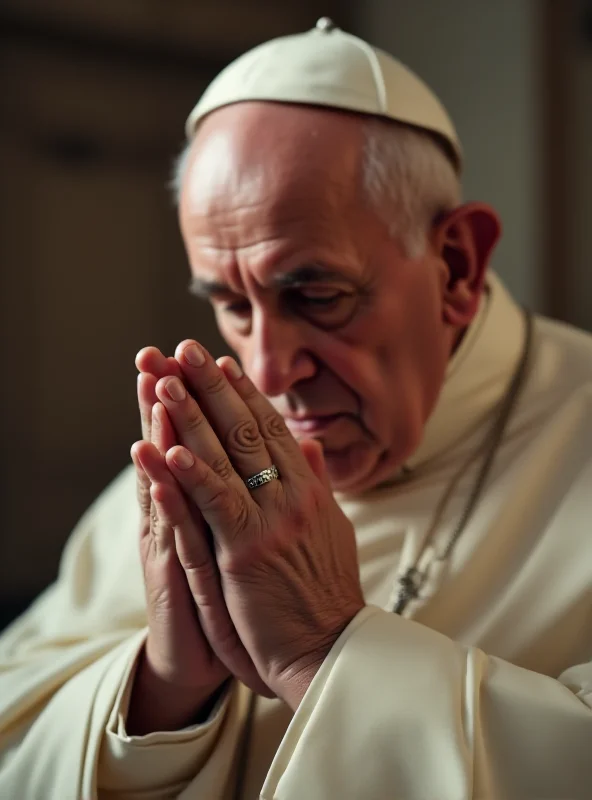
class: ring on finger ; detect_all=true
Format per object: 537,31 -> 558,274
244,465 -> 280,491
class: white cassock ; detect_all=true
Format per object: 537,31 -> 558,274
0,273 -> 591,799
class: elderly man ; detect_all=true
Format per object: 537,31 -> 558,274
1,19 -> 591,800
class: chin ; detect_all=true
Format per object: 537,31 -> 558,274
319,426 -> 418,494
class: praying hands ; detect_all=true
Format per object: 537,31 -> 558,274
128,340 -> 365,734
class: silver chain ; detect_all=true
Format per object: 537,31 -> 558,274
393,308 -> 534,614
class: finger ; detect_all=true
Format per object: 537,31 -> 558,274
216,355 -> 312,484
134,439 -> 178,488
131,444 -> 152,520
138,373 -> 158,442
152,401 -> 209,568
144,485 -> 217,687
152,402 -> 177,456
134,438 -> 183,553
165,445 -> 262,552
154,371 -> 274,504
171,341 -> 286,495
150,480 -> 273,697
137,346 -> 184,444
136,347 -> 183,380
147,484 -> 177,554
131,442 -> 173,555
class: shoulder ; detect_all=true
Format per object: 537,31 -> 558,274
83,463 -> 140,535
529,314 -> 592,399
505,313 -> 592,455
58,464 -> 140,583
535,314 -> 592,370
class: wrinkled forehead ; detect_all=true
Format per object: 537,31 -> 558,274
179,102 -> 367,224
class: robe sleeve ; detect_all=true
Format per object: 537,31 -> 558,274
0,467 -> 244,799
262,605 -> 592,800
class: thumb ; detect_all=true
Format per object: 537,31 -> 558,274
298,438 -> 331,490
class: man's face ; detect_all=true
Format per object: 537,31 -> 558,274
179,103 -> 456,494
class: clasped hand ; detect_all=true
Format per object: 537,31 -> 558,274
129,340 -> 364,730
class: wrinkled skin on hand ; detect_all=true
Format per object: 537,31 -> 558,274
128,349 -> 270,735
134,340 -> 365,711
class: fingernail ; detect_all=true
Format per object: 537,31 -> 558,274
173,448 -> 194,470
224,357 -> 243,380
165,377 -> 186,402
184,344 -> 206,367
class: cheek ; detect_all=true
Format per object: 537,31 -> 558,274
344,281 -> 448,426
381,281 -> 450,421
310,333 -> 383,391
306,334 -> 399,433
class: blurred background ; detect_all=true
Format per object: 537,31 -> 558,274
1,0 -> 591,628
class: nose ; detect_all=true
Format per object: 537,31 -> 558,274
246,309 -> 317,397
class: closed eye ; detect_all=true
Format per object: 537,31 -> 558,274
284,288 -> 357,328
217,290 -> 345,314
293,292 -> 344,306
210,287 -> 358,332
221,299 -> 251,315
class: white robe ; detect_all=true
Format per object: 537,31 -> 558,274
1,273 -> 591,799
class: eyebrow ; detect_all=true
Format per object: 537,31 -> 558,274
188,265 -> 350,299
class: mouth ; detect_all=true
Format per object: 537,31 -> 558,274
284,413 -> 345,435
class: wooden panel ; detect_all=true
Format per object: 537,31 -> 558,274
0,2 -> 346,608
0,40 -> 221,600
0,0 -> 336,58
541,0 -> 592,329
0,40 -> 218,596
541,0 -> 573,320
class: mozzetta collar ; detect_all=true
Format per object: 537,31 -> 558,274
404,271 -> 527,473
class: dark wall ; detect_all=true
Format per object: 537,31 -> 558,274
0,1 -> 345,627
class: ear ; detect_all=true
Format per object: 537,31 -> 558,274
431,202 -> 501,328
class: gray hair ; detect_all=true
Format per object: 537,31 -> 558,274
362,118 -> 461,257
171,117 -> 461,258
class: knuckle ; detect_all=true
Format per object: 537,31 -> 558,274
194,472 -> 230,512
202,372 -> 227,395
183,550 -> 215,579
241,379 -> 260,402
232,496 -> 252,535
184,410 -> 206,435
225,418 -> 261,454
259,412 -> 290,441
150,505 -> 160,530
136,478 -> 151,514
200,487 -> 228,515
215,504 -> 255,573
150,412 -> 162,440
209,454 -> 235,483
158,501 -> 182,530
146,583 -> 173,617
